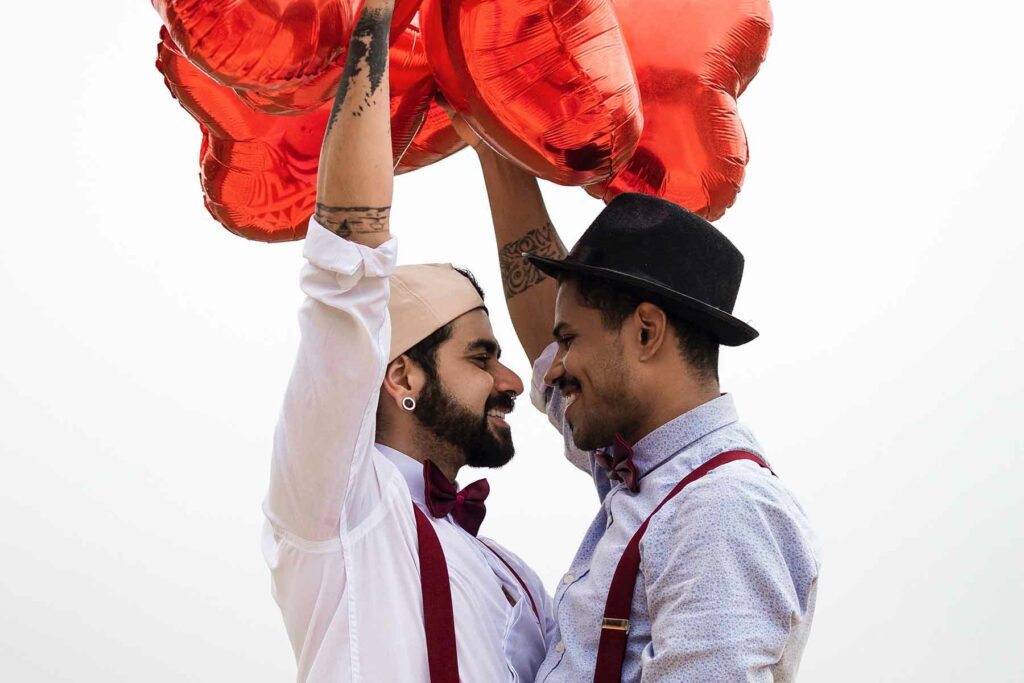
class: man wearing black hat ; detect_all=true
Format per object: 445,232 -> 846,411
459,123 -> 820,681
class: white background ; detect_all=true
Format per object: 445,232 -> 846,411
1,0 -> 1021,680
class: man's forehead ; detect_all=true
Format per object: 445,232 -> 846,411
552,281 -> 587,334
449,309 -> 501,351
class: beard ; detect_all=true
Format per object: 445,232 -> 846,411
413,373 -> 515,469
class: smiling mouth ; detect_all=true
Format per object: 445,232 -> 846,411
487,409 -> 510,427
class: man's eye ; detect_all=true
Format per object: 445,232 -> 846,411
472,355 -> 491,366
558,336 -> 574,348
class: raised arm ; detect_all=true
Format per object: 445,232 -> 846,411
266,0 -> 397,543
448,116 -> 567,365
314,0 -> 395,247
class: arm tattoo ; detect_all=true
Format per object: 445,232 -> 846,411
499,221 -> 567,298
314,204 -> 390,238
326,5 -> 393,133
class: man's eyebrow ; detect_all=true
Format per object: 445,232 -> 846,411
552,322 -> 572,339
466,338 -> 501,359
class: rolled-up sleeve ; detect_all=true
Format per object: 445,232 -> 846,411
265,218 -> 398,543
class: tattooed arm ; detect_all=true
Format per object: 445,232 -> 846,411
314,0 -> 395,247
265,0 -> 399,544
473,143 -> 568,364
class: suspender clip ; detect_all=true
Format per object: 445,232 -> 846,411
601,618 -> 630,633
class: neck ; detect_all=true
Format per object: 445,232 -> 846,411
624,380 -> 721,445
377,427 -> 463,481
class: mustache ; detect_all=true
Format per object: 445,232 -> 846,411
484,392 -> 516,414
555,376 -> 582,396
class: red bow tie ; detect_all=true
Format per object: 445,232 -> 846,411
594,434 -> 640,493
423,460 -> 490,537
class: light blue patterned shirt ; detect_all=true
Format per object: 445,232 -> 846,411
531,344 -> 820,682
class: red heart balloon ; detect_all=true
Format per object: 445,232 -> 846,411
157,28 -> 329,241
421,0 -> 642,186
387,23 -> 442,165
156,24 -> 450,241
154,0 -> 423,111
153,0 -> 356,92
396,96 -> 467,174
587,0 -> 772,220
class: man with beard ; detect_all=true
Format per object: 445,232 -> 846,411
262,1 -> 554,680
453,117 -> 820,679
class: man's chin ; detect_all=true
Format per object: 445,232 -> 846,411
466,446 -> 515,469
571,422 -> 610,452
463,426 -> 515,469
488,420 -> 512,439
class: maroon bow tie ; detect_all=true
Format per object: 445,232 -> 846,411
594,434 -> 640,493
423,460 -> 490,537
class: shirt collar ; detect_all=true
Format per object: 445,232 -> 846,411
376,444 -> 468,511
628,393 -> 739,481
376,444 -> 429,507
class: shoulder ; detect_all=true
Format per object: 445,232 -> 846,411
644,456 -> 820,589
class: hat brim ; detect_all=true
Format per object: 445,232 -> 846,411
525,253 -> 759,346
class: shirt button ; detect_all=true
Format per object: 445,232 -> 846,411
562,573 -> 575,585
555,641 -> 565,653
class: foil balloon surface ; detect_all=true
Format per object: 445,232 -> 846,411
153,0 -> 423,113
156,24 -> 459,242
396,97 -> 467,174
588,0 -> 773,219
395,97 -> 468,175
421,0 -> 642,186
156,29 -> 330,241
153,0 -> 358,93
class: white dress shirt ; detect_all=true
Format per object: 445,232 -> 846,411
262,220 -> 555,682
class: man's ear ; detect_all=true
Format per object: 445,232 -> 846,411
382,355 -> 426,408
633,302 -> 669,361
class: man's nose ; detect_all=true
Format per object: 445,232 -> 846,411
494,361 -> 525,397
543,349 -> 566,388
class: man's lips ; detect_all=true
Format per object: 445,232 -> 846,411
487,408 -> 510,428
563,387 -> 581,422
559,379 -> 582,407
485,395 -> 514,429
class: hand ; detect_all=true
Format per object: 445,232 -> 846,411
437,95 -> 484,150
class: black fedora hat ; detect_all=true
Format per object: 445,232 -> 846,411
525,193 -> 758,346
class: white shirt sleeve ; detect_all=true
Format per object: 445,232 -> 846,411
265,219 -> 397,543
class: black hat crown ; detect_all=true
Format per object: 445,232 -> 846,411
526,193 -> 757,346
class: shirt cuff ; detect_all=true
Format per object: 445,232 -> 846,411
303,216 -> 398,277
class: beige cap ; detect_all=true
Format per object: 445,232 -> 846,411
388,264 -> 486,362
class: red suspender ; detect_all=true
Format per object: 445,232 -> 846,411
480,541 -> 542,623
413,504 -> 460,683
592,451 -> 772,683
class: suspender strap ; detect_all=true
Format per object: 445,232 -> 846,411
592,451 -> 772,683
413,504 -> 460,683
480,541 -> 542,623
